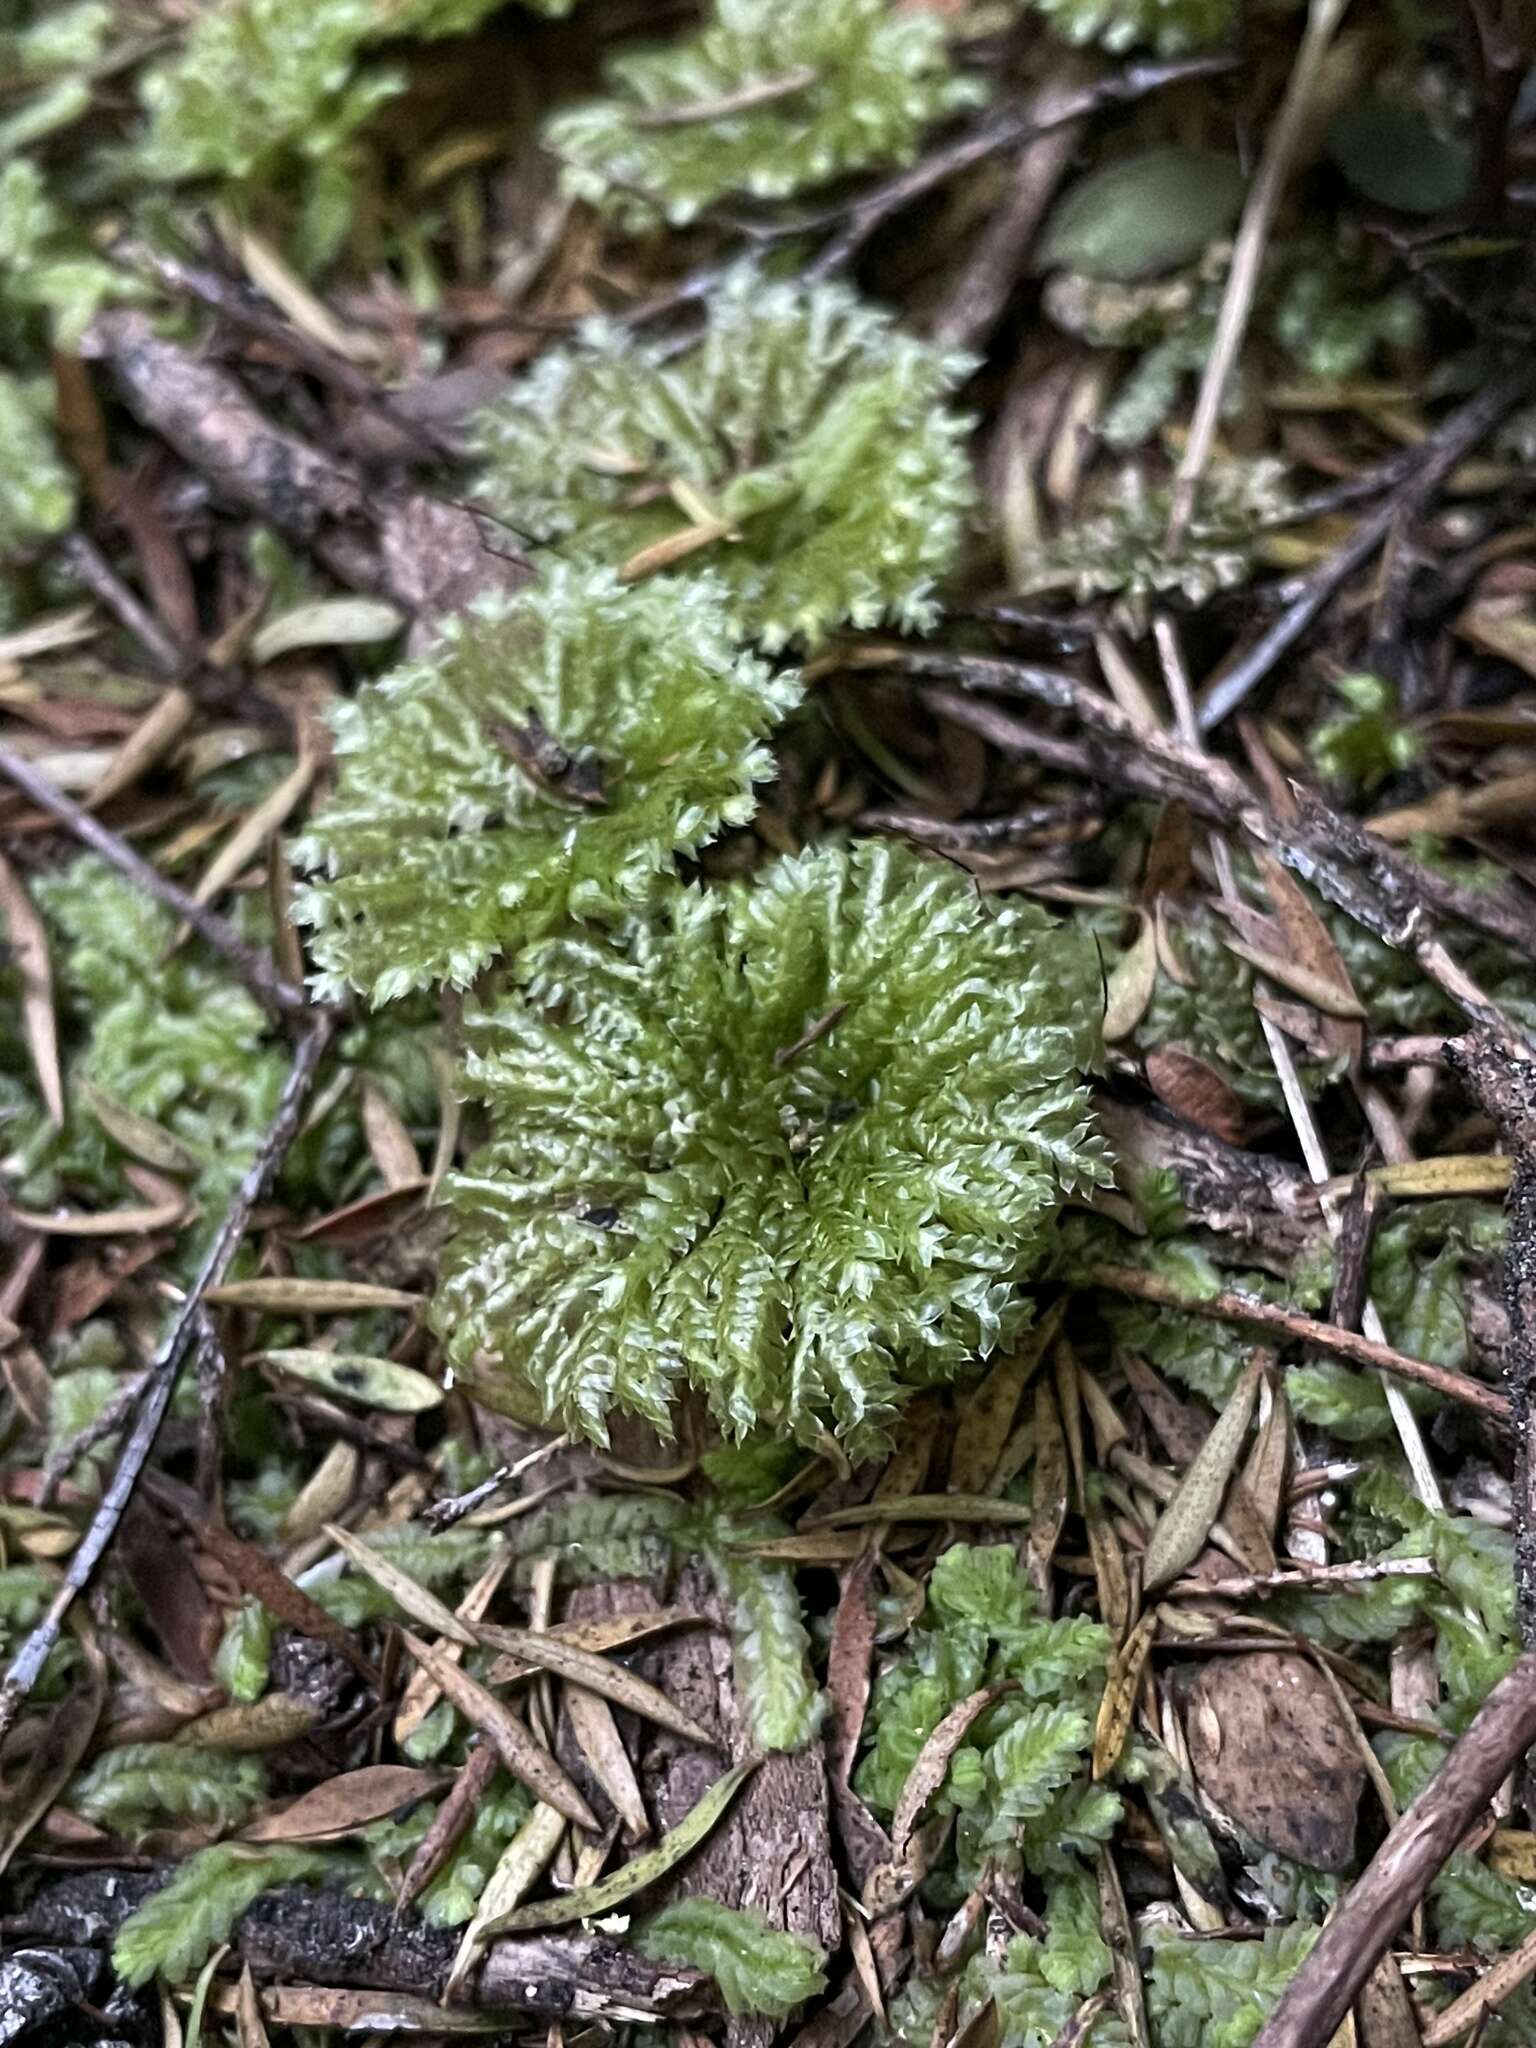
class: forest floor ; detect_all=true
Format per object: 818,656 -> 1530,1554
2,4 -> 1536,2047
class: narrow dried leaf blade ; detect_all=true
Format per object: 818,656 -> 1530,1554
483,1758 -> 760,1935
242,1766 -> 441,1842
0,851 -> 62,1126
1141,1358 -> 1263,1591
893,1681 -> 1017,1857
472,1623 -> 715,1745
208,1278 -> 422,1312
397,1629 -> 598,1829
324,1523 -> 478,1645
1093,1612 -> 1156,1780
566,1684 -> 649,1837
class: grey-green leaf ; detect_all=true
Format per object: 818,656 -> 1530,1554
1039,149 -> 1246,282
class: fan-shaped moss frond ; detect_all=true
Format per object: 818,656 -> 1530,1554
472,271 -> 975,654
544,0 -> 981,229
435,840 -> 1109,1451
1012,458 -> 1294,626
1023,0 -> 1234,55
291,565 -> 799,1004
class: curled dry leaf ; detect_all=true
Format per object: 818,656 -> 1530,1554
174,1693 -> 324,1750
1184,1650 -> 1365,1873
892,1680 -> 1017,1858
0,851 -> 62,1127
241,1765 -> 442,1842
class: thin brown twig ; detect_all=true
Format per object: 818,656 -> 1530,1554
1196,360 -> 1536,732
0,1012 -> 334,1744
1444,1032 -> 1536,1644
0,735 -> 310,1021
56,533 -> 186,680
1090,1262 -> 1513,1421
868,645 -> 1536,1048
1252,1642 -> 1536,2048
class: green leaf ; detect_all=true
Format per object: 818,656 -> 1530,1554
638,1899 -> 828,2016
472,269 -> 976,653
436,841 -> 1109,1450
112,1843 -> 329,1985
291,564 -> 798,1004
1328,99 -> 1472,216
1039,150 -> 1246,283
544,0 -> 981,228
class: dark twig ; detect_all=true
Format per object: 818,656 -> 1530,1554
1252,1642 -> 1536,2048
0,1013 -> 333,1744
113,237 -> 456,464
36,1368 -> 151,1507
56,533 -> 186,679
0,736 -> 309,1021
1197,361 -> 1536,732
858,798 -> 1104,850
871,646 -> 1536,1047
1445,1031 -> 1536,1643
1091,1262 -> 1512,1421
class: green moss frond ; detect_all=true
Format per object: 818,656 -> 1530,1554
1022,0 -> 1235,56
638,1899 -> 828,2016
544,0 -> 981,228
291,564 -> 799,1003
436,842 -> 1108,1451
472,269 -> 976,653
1012,458 -> 1294,626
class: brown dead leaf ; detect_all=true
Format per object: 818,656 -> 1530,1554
565,1685 -> 648,1838
0,852 -> 62,1125
1144,1048 -> 1246,1146
191,1515 -> 378,1684
397,1629 -> 599,1829
949,1306 -> 1060,1495
361,1080 -> 421,1188
397,1741 -> 498,1916
1028,1380 -> 1068,1604
242,1765 -> 442,1842
175,1693 -> 323,1750
471,1622 -> 714,1744
892,1681 -> 1017,1857
1103,915 -> 1157,1043
1093,1611 -> 1155,1781
825,1549 -> 878,1790
1184,1651 -> 1365,1871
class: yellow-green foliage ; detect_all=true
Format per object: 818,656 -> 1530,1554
291,564 -> 799,1003
472,269 -> 976,653
436,841 -> 1108,1450
545,0 -> 980,227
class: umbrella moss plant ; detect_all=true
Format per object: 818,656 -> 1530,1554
543,0 -> 981,229
435,839 -> 1108,1451
471,268 -> 977,653
290,562 -> 799,1002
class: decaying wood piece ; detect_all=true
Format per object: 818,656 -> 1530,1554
643,1563 -> 841,2048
